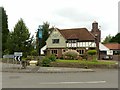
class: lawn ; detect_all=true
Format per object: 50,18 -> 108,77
56,59 -> 117,65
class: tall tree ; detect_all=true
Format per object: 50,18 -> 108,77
36,22 -> 55,55
36,22 -> 50,49
102,34 -> 113,44
110,33 -> 120,44
12,18 -> 34,57
0,7 -> 9,54
41,22 -> 50,48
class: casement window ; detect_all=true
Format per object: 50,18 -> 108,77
77,49 -> 84,55
51,50 -> 58,54
52,39 -> 59,44
68,40 -> 77,43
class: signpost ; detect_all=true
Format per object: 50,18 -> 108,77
38,25 -> 42,56
3,55 -> 14,68
14,52 -> 23,69
14,52 -> 22,56
3,52 -> 23,69
3,55 -> 14,59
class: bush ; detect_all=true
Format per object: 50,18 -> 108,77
48,54 -> 56,61
41,54 -> 56,67
30,50 -> 38,56
87,50 -> 97,56
87,50 -> 97,60
41,57 -> 51,67
63,50 -> 79,60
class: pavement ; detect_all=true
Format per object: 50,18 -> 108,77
1,63 -> 94,73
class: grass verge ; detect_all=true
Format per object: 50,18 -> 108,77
50,59 -> 118,68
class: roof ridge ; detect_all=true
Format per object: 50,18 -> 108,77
60,27 -> 87,31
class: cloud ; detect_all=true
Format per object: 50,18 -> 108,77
54,8 -> 98,23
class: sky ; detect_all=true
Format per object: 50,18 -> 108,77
0,0 -> 119,41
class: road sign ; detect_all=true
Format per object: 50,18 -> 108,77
14,52 -> 23,56
17,56 -> 21,61
3,55 -> 14,58
38,30 -> 42,38
14,56 -> 21,61
14,52 -> 22,61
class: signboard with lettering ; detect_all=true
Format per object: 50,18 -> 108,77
38,30 -> 42,38
3,55 -> 14,58
14,52 -> 22,56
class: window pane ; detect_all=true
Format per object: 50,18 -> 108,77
52,39 -> 59,44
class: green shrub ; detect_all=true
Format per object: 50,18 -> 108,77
41,57 -> 51,67
87,50 -> 97,60
63,50 -> 79,60
30,50 -> 38,56
87,50 -> 97,56
48,54 -> 56,61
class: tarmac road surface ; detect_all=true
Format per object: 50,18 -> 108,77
2,69 -> 118,88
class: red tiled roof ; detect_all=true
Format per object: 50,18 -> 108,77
58,28 -> 95,41
104,43 -> 120,50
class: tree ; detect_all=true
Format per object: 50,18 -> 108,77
102,34 -> 113,44
0,7 -> 9,55
110,33 -> 120,44
41,22 -> 50,48
87,50 -> 97,60
36,22 -> 55,55
11,18 -> 34,57
6,31 -> 14,54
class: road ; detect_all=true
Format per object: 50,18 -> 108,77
2,69 -> 118,88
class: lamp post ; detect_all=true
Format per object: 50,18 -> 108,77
37,25 -> 42,56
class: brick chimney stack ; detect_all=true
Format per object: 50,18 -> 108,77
91,21 -> 101,42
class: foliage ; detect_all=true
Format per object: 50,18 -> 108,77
6,18 -> 34,57
87,50 -> 97,60
30,49 -> 38,56
110,33 -> 120,44
36,22 -> 49,49
41,22 -> 50,48
63,50 -> 79,60
3,49 -> 9,55
5,32 -> 14,54
102,34 -> 113,44
36,22 -> 55,56
87,50 -> 97,56
1,7 -> 9,55
41,57 -> 51,67
102,33 -> 120,44
41,54 -> 56,67
48,54 -> 56,61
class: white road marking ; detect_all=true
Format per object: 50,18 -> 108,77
39,81 -> 106,84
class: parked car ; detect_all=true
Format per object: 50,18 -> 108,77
102,55 -> 113,60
